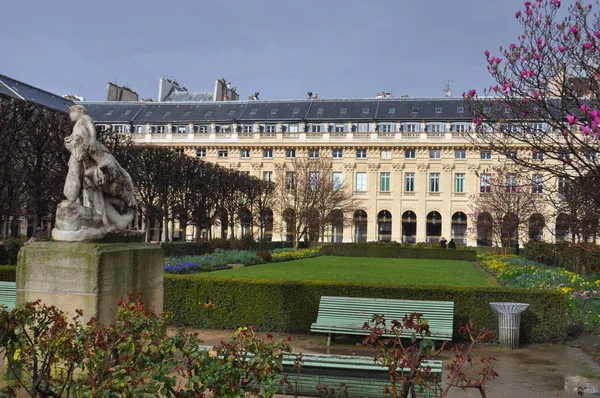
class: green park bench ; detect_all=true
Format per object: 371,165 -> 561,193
0,281 -> 16,311
311,296 -> 454,346
198,345 -> 442,397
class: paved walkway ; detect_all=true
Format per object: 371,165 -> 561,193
189,329 -> 600,397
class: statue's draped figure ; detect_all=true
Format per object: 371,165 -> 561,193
52,105 -> 138,241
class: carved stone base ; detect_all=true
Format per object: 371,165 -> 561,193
52,200 -> 144,242
16,241 -> 164,324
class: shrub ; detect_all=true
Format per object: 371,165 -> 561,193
257,250 -> 272,263
321,244 -> 476,261
271,247 -> 322,262
0,265 -> 16,282
164,275 -> 566,344
523,241 -> 600,276
0,239 -> 23,265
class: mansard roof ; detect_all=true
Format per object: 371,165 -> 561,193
0,74 -> 73,113
80,97 -> 476,123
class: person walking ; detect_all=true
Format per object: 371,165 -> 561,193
448,238 -> 456,249
440,237 -> 447,249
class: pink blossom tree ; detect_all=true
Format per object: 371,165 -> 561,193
464,0 -> 600,227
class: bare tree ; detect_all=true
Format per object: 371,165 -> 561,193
273,157 -> 358,249
469,165 -> 549,253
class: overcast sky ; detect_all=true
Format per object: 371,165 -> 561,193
2,0 -> 526,101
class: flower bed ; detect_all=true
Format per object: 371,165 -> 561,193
271,247 -> 322,262
165,249 -> 264,274
479,253 -> 600,330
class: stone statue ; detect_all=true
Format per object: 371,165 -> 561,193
52,105 -> 140,241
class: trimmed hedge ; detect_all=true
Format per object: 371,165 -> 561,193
0,239 -> 23,265
161,240 -> 293,257
321,244 -> 477,261
0,265 -> 16,281
523,242 -> 600,276
164,275 -> 566,344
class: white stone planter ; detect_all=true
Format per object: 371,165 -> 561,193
489,302 -> 529,349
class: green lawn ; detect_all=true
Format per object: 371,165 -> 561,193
207,256 -> 500,287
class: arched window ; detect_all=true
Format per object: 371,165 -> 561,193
477,212 -> 493,246
528,214 -> 545,242
329,209 -> 344,243
401,211 -> 417,243
426,211 -> 442,242
260,209 -> 273,242
556,213 -> 570,242
377,210 -> 392,242
354,210 -> 367,243
452,212 -> 467,244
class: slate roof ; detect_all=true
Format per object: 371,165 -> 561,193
0,74 -> 73,113
80,98 -> 475,124
82,102 -> 146,123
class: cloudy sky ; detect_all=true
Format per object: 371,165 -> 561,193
2,0 -> 525,101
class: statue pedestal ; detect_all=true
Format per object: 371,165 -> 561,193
16,242 -> 164,324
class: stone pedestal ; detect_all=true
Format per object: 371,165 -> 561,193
16,241 -> 164,325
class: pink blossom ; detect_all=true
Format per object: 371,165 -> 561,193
580,104 -> 590,113
533,91 -> 540,99
584,42 -> 593,49
595,31 -> 600,38
468,89 -> 477,97
570,25 -> 579,34
567,114 -> 578,125
591,109 -> 600,119
553,0 -> 560,6
582,126 -> 590,135
516,10 -> 522,18
484,49 -> 490,57
558,45 -> 567,52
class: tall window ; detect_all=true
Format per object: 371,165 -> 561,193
506,174 -> 517,192
532,174 -> 543,194
286,148 -> 296,159
285,172 -> 296,190
335,124 -> 345,132
309,172 -> 320,190
196,148 -> 206,158
532,151 -> 544,161
311,124 -> 322,133
480,174 -> 491,192
429,149 -> 441,159
380,172 -> 391,192
263,149 -> 273,158
263,171 -> 272,182
356,148 -> 367,159
240,148 -> 250,158
405,172 -> 415,192
218,150 -> 228,158
333,172 -> 343,191
455,173 -> 465,193
455,149 -> 466,159
243,124 -> 253,133
381,149 -> 392,160
480,150 -> 492,160
429,173 -> 440,192
405,149 -> 416,159
558,176 -> 569,193
332,148 -> 343,158
309,149 -> 320,159
356,172 -> 367,191
265,125 -> 276,133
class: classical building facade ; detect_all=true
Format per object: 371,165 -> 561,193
81,96 -> 562,245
